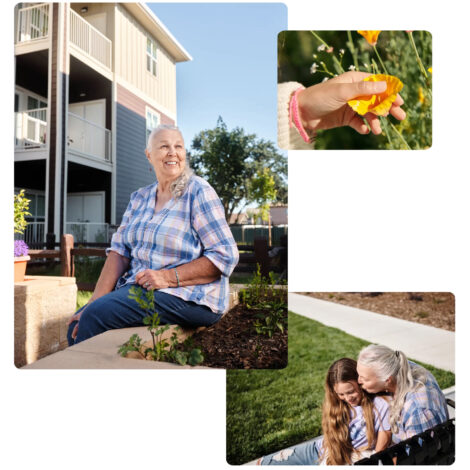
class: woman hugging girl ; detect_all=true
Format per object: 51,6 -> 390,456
258,358 -> 391,465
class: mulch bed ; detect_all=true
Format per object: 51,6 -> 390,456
188,302 -> 288,369
303,292 -> 455,332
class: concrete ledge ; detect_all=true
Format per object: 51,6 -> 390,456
23,326 -> 211,369
22,285 -> 242,369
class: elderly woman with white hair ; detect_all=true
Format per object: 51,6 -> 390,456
67,124 -> 239,345
356,344 -> 449,444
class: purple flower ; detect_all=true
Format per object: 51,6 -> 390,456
14,240 -> 29,257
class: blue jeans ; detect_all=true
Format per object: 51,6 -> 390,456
67,284 -> 221,346
260,439 -> 320,465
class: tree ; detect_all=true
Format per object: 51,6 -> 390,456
189,117 -> 287,222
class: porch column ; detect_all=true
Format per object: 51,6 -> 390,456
46,3 -> 69,243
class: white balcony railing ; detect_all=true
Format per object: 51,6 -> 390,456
65,222 -> 109,244
15,108 -> 48,149
14,222 -> 45,245
16,3 -> 50,43
69,9 -> 112,69
68,112 -> 112,162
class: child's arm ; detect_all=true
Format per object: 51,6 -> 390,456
375,430 -> 392,453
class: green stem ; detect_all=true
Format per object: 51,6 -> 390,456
380,117 -> 394,148
373,45 -> 389,75
389,121 -> 412,150
347,30 -> 359,71
407,31 -> 429,82
310,31 -> 345,74
370,58 -> 380,75
310,30 -> 329,48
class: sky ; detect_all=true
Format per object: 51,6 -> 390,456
147,3 -> 287,148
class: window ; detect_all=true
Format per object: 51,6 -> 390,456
146,36 -> 158,77
146,108 -> 160,142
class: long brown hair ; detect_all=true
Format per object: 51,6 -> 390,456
321,358 -> 376,465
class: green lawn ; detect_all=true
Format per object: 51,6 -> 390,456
226,311 -> 455,465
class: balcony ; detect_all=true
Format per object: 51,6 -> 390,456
15,108 -> 47,149
15,3 -> 50,44
15,222 -> 45,246
68,112 -> 112,164
69,9 -> 112,72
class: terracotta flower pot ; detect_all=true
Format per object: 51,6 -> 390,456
14,255 -> 30,283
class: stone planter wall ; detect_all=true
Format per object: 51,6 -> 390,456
15,276 -> 77,367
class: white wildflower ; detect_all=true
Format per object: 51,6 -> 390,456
340,49 -> 345,55
348,65 -> 356,71
322,77 -> 329,82
317,44 -> 326,51
310,62 -> 318,74
364,63 -> 369,69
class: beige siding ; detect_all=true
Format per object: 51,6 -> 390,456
117,84 -> 175,125
115,5 -> 176,116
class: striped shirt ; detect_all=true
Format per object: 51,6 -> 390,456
108,175 -> 239,313
392,362 -> 449,443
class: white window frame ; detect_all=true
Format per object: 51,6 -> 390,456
146,107 -> 161,143
146,36 -> 158,77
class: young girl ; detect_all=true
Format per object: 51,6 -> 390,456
258,358 -> 391,465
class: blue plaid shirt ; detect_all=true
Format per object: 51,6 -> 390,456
108,175 -> 239,313
392,362 -> 449,443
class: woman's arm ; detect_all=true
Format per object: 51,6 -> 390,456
374,430 -> 392,453
135,257 -> 220,289
68,251 -> 130,338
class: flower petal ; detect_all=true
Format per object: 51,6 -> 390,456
347,74 -> 404,116
357,30 -> 381,46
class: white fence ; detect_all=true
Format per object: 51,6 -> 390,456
65,222 -> 109,243
69,9 -> 112,69
14,222 -> 45,245
16,3 -> 50,43
68,112 -> 112,162
15,108 -> 48,149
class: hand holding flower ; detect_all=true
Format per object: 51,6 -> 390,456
296,71 -> 406,135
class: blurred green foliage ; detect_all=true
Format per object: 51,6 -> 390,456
278,31 -> 432,150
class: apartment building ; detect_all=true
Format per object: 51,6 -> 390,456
14,3 -> 191,245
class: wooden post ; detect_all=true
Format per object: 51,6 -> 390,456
254,237 -> 270,279
60,234 -> 74,277
46,233 -> 55,250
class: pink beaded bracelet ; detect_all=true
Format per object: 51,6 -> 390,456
289,87 -> 311,143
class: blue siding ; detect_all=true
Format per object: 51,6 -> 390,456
115,103 -> 155,224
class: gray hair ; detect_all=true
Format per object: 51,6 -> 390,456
146,124 -> 193,199
358,344 -> 426,433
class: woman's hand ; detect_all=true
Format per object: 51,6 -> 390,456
297,71 -> 406,135
67,308 -> 86,340
135,269 -> 172,290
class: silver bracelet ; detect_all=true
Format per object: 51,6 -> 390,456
174,268 -> 180,287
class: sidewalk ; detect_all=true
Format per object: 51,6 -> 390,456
288,293 -> 455,372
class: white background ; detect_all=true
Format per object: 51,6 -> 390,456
2,1 -> 467,469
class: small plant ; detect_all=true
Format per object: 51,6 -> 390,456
253,298 -> 286,338
240,265 -> 287,338
14,190 -> 31,258
14,240 -> 29,257
14,189 -> 31,235
118,285 -> 204,366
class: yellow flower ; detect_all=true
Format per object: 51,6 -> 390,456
357,30 -> 381,46
347,74 -> 404,116
418,87 -> 425,104
428,67 -> 432,74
